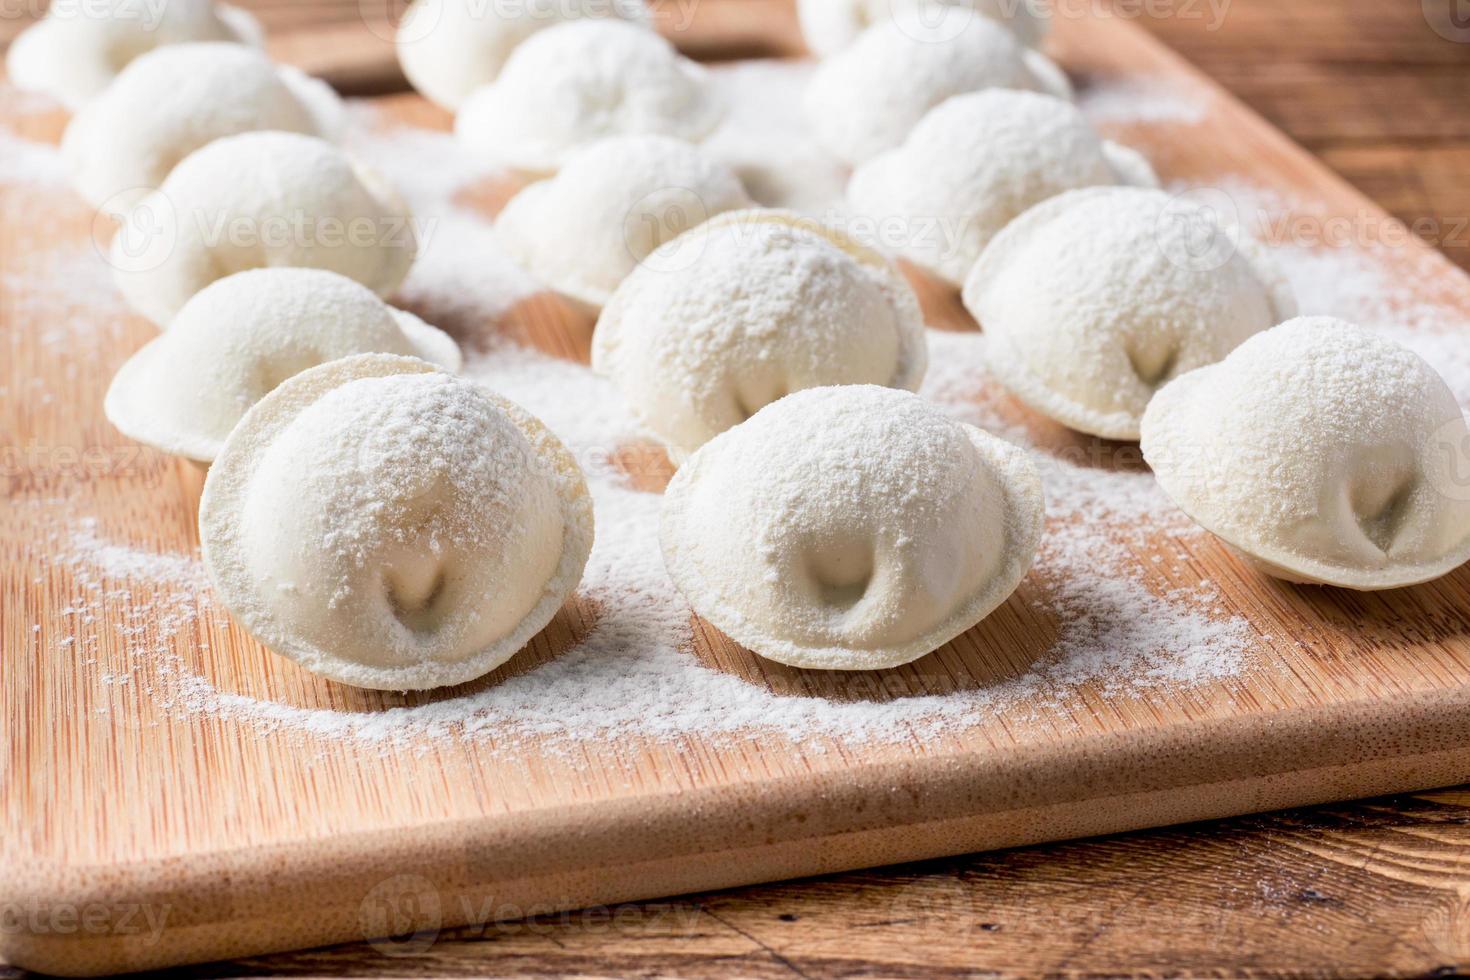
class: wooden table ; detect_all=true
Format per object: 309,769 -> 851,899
6,0 -> 1470,976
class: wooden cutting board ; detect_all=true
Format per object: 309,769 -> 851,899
6,5 -> 1470,976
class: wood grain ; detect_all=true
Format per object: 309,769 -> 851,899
6,0 -> 1470,977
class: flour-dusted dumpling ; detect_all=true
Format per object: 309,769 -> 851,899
5,0 -> 262,109
200,354 -> 594,690
804,6 -> 1070,167
1142,318 -> 1470,591
105,269 -> 460,463
594,210 -> 928,462
496,135 -> 750,308
397,0 -> 648,111
962,186 -> 1296,440
62,44 -> 344,214
454,20 -> 723,173
110,131 -> 417,327
849,90 -> 1157,286
661,385 -> 1043,670
798,0 -> 1047,57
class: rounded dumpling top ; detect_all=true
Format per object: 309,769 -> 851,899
593,210 -> 928,462
803,6 -> 1070,167
962,186 -> 1296,440
62,43 -> 344,214
453,20 -> 723,173
110,131 -> 417,327
848,90 -> 1157,286
798,0 -> 1047,56
1142,317 -> 1470,590
5,0 -> 262,109
495,135 -> 751,309
105,269 -> 460,463
396,0 -> 648,111
199,354 -> 594,690
661,385 -> 1043,670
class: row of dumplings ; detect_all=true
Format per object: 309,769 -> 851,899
14,0 -> 1470,691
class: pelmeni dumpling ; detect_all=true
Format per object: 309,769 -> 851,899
798,0 -> 1048,56
496,135 -> 751,308
5,0 -> 262,109
594,210 -> 928,462
62,44 -> 344,214
661,385 -> 1043,670
454,20 -> 723,173
849,90 -> 1157,286
200,354 -> 594,690
396,0 -> 648,111
105,269 -> 460,463
962,186 -> 1296,440
110,131 -> 417,327
1142,317 -> 1470,591
804,6 -> 1070,166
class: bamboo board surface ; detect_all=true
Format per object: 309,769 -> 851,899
5,5 -> 1470,976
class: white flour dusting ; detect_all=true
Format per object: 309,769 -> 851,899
0,130 -> 69,187
17,64 -> 1466,747
1079,75 -> 1210,127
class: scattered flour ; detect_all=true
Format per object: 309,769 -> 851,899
19,64 -> 1464,748
1080,75 -> 1211,127
0,130 -> 70,188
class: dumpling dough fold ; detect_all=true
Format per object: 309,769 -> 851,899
661,385 -> 1043,670
454,20 -> 723,174
200,354 -> 594,690
804,6 -> 1071,166
1142,316 -> 1470,590
110,131 -> 417,326
962,186 -> 1296,440
6,0 -> 262,108
105,268 -> 460,463
848,89 -> 1157,286
593,209 -> 928,462
62,43 -> 344,214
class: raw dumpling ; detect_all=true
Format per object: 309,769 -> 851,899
5,0 -> 262,109
496,135 -> 751,308
62,43 -> 344,214
454,20 -> 723,173
593,210 -> 928,462
962,186 -> 1296,440
661,385 -> 1043,670
105,268 -> 460,463
803,6 -> 1070,166
396,0 -> 648,111
798,0 -> 1048,57
110,131 -> 417,327
199,354 -> 594,690
848,90 -> 1157,286
1142,317 -> 1470,591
